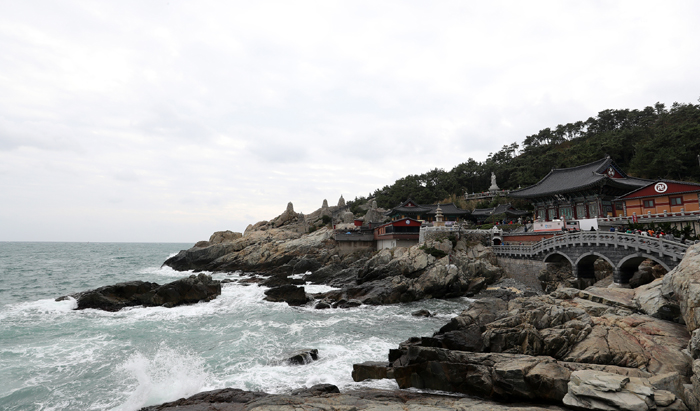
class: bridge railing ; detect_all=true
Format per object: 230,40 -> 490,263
493,231 -> 689,262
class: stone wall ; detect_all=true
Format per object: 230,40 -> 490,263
495,257 -> 545,292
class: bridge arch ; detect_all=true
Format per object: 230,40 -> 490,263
543,252 -> 575,276
574,252 -> 614,280
543,251 -> 574,266
616,254 -> 670,283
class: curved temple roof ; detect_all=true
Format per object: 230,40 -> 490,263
386,199 -> 470,217
509,157 -> 649,199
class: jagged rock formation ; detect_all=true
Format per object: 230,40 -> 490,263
350,244 -> 700,410
362,200 -> 385,224
337,195 -> 345,207
141,387 -> 571,411
58,274 -> 221,311
164,208 -> 503,306
194,230 -> 243,248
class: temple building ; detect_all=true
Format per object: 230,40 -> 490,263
509,157 -> 649,221
471,203 -> 531,224
385,199 -> 470,222
374,218 -> 422,250
615,180 -> 700,216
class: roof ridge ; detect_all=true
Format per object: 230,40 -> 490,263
550,157 -> 609,173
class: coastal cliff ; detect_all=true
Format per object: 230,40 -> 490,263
156,203 -> 700,410
162,201 -> 505,307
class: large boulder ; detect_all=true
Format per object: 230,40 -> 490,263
563,370 -> 687,411
274,202 -> 301,228
391,346 -> 572,402
363,200 -> 385,224
669,244 -> 700,332
634,277 -> 682,322
209,230 -> 243,244
150,274 -> 222,308
163,242 -> 239,271
63,274 -> 221,311
264,285 -> 309,306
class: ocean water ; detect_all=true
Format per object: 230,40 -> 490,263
0,242 -> 472,411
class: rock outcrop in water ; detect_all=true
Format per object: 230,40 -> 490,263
58,273 -> 221,311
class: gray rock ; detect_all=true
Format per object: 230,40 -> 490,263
634,278 -> 682,322
64,274 -> 221,311
281,349 -> 318,365
290,383 -> 339,396
411,309 -> 432,317
668,244 -> 700,332
561,370 -> 684,411
263,285 -> 308,306
209,230 -> 243,244
352,361 -> 391,381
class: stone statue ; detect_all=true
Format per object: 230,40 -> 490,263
489,172 -> 500,191
338,195 -> 345,208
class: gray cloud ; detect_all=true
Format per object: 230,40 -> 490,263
1,1 -> 700,242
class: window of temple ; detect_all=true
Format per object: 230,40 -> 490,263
588,202 -> 599,217
670,197 -> 683,206
559,206 -> 573,219
643,199 -> 655,208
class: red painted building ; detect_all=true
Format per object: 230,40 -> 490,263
615,180 -> 700,216
374,218 -> 422,250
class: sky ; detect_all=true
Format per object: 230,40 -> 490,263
1,1 -> 699,243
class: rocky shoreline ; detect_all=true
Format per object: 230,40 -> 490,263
139,385 -> 570,411
146,203 -> 700,410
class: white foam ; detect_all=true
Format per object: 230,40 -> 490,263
112,344 -> 212,411
137,265 -> 197,278
304,283 -> 339,293
0,297 -> 78,322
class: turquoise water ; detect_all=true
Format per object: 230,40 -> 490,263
0,242 -> 471,410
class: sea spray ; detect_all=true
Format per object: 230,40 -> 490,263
0,242 -> 472,411
114,344 -> 212,411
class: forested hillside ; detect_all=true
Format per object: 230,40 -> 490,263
371,100 -> 700,209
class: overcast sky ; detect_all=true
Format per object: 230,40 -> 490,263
1,1 -> 699,243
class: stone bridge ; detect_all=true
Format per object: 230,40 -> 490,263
493,231 -> 689,285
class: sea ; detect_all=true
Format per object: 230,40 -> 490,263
0,242 -> 472,411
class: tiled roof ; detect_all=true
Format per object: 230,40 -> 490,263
509,157 -> 649,199
472,203 -> 530,217
386,200 -> 469,216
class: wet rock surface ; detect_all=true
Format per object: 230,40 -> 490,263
280,349 -> 319,365
163,215 -> 505,307
140,387 -> 569,411
59,273 -> 221,311
263,285 -> 309,306
354,251 -> 700,410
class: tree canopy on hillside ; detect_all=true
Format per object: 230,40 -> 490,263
374,100 -> 700,209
